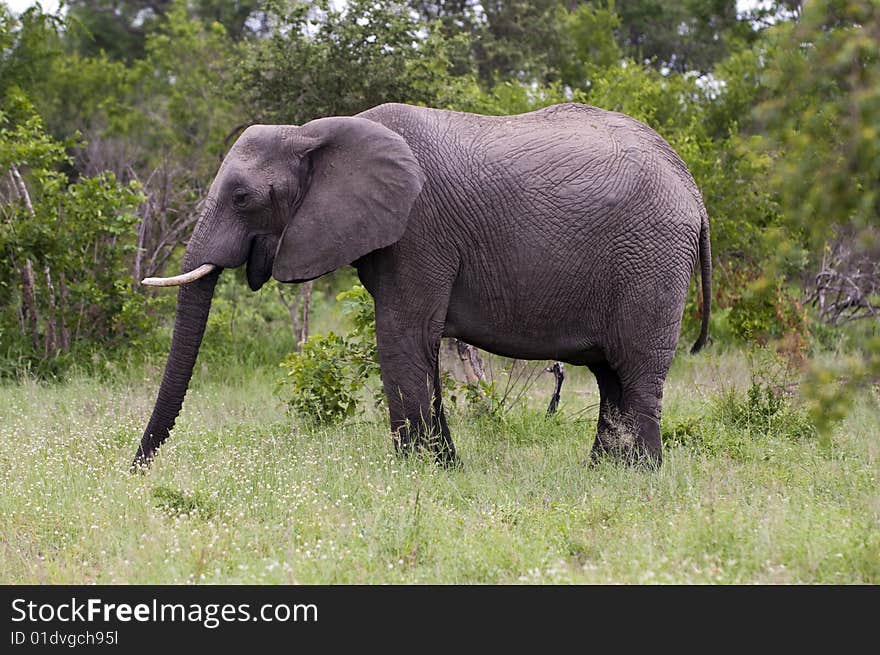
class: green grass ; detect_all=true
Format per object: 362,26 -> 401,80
1,348 -> 877,583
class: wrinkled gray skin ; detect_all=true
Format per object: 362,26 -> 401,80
134,102 -> 711,469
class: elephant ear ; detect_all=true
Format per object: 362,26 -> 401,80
272,116 -> 425,282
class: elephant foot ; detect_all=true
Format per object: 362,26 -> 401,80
432,440 -> 460,469
392,430 -> 459,469
130,447 -> 154,474
392,432 -> 417,459
589,441 -> 661,469
588,412 -> 662,469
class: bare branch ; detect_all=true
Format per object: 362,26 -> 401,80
806,230 -> 879,326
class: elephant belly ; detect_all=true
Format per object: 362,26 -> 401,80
443,280 -> 608,365
440,230 -> 695,366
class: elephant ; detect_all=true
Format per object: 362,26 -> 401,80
133,101 -> 711,470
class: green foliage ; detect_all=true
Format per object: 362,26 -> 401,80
152,484 -> 217,519
131,4 -> 239,164
65,0 -> 164,62
660,414 -> 704,449
610,0 -> 752,73
334,284 -> 382,391
408,0 -> 571,85
462,378 -> 504,419
195,273 -> 299,369
237,0 -> 450,124
662,349 -> 819,460
410,1 -> 756,84
734,1 -> 880,437
277,284 -> 381,425
754,0 -> 880,248
558,2 -> 623,88
336,284 -> 377,347
278,331 -> 367,425
461,0 -> 571,84
0,98 -> 149,375
64,0 -> 261,62
1,4 -> 246,376
2,0 -> 877,394
712,350 -> 816,442
0,5 -> 65,100
727,277 -> 809,345
802,335 -> 880,451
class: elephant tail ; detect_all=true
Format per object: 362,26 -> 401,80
690,211 -> 712,355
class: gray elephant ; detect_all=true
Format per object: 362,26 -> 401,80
134,102 -> 711,469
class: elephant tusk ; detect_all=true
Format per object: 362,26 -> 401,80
141,263 -> 217,287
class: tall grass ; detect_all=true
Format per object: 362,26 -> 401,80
1,349 -> 877,583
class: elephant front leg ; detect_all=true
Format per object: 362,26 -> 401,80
431,366 -> 457,466
377,330 -> 457,467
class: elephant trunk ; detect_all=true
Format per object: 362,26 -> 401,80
132,254 -> 221,469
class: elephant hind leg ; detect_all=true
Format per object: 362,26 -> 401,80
587,360 -> 665,468
587,362 -> 624,463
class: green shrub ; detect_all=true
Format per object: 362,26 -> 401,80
151,485 -> 216,519
335,283 -> 379,375
277,284 -> 382,425
712,351 -> 816,442
728,277 -> 810,350
278,331 -> 365,425
0,95 -> 149,377
463,378 -> 503,418
661,415 -> 705,449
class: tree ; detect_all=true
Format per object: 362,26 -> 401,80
237,0 -> 460,124
753,0 -> 879,253
0,5 -> 65,100
64,0 -> 263,62
408,0 -> 570,84
736,0 -> 880,438
557,1 -> 623,88
0,95 -> 147,373
36,5 -> 242,282
610,0 -> 753,73
65,0 -> 171,62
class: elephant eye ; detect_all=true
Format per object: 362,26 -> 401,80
232,189 -> 250,208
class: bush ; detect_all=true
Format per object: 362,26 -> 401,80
277,284 -> 381,425
712,351 -> 816,442
728,277 -> 810,349
0,95 -> 150,377
277,332 -> 365,425
661,415 -> 705,449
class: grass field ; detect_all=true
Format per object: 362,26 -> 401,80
1,347 -> 877,584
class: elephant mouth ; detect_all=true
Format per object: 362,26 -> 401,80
246,234 -> 279,291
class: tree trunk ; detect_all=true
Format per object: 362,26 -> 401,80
58,272 -> 71,351
43,265 -> 58,357
20,259 -> 39,348
8,166 -> 41,349
298,281 -> 313,348
278,286 -> 301,347
456,339 -> 485,384
277,282 -> 314,352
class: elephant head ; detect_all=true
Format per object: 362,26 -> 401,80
133,117 -> 425,467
